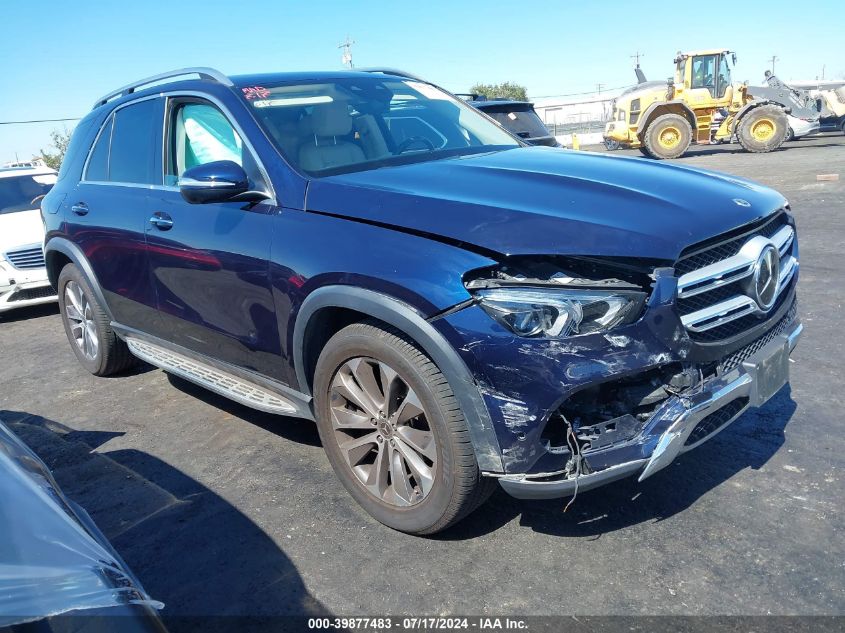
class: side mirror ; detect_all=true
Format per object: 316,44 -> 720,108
178,160 -> 267,204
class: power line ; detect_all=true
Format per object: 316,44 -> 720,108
0,117 -> 81,126
531,84 -> 635,100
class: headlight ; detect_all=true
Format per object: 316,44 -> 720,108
474,288 -> 645,338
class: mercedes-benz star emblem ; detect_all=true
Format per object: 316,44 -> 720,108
753,245 -> 780,310
733,198 -> 752,207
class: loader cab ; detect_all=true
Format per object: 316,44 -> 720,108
675,50 -> 735,107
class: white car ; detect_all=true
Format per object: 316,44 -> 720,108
785,114 -> 820,141
0,166 -> 58,313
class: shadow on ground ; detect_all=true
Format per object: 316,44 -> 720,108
3,410 -> 332,633
0,302 -> 59,323
161,366 -> 798,543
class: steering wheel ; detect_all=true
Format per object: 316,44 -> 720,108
396,136 -> 436,154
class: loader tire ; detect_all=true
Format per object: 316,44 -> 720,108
643,113 -> 692,159
736,105 -> 788,153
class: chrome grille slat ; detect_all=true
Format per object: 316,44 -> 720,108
681,296 -> 758,332
5,244 -> 46,270
677,226 -> 794,299
675,212 -> 797,340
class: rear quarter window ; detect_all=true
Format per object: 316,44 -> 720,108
85,116 -> 112,182
57,117 -> 96,182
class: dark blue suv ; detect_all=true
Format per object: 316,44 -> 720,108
42,67 -> 801,534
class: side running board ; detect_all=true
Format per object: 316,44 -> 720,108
125,337 -> 298,415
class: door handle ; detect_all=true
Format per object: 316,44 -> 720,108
149,212 -> 174,231
71,203 -> 89,216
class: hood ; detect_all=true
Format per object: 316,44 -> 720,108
305,147 -> 787,261
0,209 -> 45,254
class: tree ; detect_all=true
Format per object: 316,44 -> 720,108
39,128 -> 73,171
470,82 -> 528,101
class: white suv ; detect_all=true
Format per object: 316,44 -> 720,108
0,166 -> 58,313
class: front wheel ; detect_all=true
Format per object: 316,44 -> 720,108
643,113 -> 692,159
313,321 -> 495,535
736,104 -> 788,153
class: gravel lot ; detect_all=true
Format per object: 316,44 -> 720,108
2,134 -> 843,628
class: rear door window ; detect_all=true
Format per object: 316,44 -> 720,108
108,100 -> 159,184
84,100 -> 159,184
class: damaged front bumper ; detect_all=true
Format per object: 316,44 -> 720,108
0,261 -> 56,312
496,319 -> 802,499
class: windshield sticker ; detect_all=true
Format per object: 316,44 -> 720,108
242,86 -> 271,100
252,95 -> 334,108
403,81 -> 449,100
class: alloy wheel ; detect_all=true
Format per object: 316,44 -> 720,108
64,281 -> 98,360
329,357 -> 437,507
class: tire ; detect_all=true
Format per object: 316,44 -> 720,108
840,118 -> 845,135
784,127 -> 795,142
643,113 -> 692,159
637,146 -> 653,158
736,104 -> 788,153
57,264 -> 136,376
313,321 -> 496,535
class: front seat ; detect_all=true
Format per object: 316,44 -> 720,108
299,102 -> 365,171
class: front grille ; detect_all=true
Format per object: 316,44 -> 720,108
674,210 -> 798,342
721,299 -> 798,372
684,397 -> 749,446
9,285 -> 56,302
5,245 -> 45,270
675,212 -> 789,276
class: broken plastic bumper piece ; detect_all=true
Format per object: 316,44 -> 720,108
496,320 -> 802,500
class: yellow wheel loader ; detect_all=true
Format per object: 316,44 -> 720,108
604,49 -> 797,159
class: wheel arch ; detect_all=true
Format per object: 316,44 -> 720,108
44,237 -> 114,321
293,286 -> 504,472
637,101 -> 697,140
731,100 -> 781,132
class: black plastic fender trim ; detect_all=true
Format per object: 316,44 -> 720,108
293,286 -> 505,473
43,236 -> 114,322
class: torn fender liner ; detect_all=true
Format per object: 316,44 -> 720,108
0,418 -> 163,627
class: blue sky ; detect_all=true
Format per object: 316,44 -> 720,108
1,0 -> 842,162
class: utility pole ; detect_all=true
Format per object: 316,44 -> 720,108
339,35 -> 355,69
768,55 -> 779,74
595,83 -> 605,97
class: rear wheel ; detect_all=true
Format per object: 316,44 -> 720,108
637,146 -> 653,157
58,264 -> 136,376
313,321 -> 495,535
736,104 -> 788,153
643,113 -> 692,159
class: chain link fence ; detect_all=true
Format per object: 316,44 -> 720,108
535,98 -> 616,137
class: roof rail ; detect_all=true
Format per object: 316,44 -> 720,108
356,67 -> 425,82
92,67 -> 233,110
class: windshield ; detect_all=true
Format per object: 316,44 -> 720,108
482,106 -> 551,139
0,173 -> 56,215
244,77 -> 520,176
